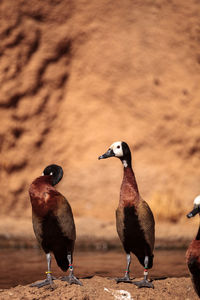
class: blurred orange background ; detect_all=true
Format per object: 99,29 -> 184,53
1,0 -> 200,247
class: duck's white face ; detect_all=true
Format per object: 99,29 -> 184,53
109,141 -> 123,157
194,195 -> 200,206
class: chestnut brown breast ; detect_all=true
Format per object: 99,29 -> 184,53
29,176 -> 59,218
119,167 -> 139,208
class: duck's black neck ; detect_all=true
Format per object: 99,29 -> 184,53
196,222 -> 200,240
119,146 -> 132,168
120,158 -> 132,168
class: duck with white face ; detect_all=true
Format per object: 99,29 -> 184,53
99,141 -> 155,289
186,195 -> 200,297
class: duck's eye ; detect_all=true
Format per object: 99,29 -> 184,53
50,172 -> 53,175
117,145 -> 120,149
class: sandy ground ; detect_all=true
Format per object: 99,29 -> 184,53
0,276 -> 198,300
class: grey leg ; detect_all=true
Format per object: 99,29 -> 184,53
30,253 -> 56,289
61,253 -> 82,286
133,256 -> 154,289
116,253 -> 132,283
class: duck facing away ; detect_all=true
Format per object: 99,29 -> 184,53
29,164 -> 82,288
186,195 -> 200,297
99,141 -> 155,288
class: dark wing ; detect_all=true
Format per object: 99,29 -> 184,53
116,207 -> 125,244
32,211 -> 43,246
116,204 -> 154,268
55,194 -> 76,241
32,191 -> 76,272
138,199 -> 155,253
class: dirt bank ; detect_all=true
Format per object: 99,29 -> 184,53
0,276 -> 198,300
1,0 -> 200,242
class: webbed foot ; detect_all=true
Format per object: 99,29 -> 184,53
116,274 -> 132,284
30,276 -> 56,290
133,279 -> 154,289
61,274 -> 82,286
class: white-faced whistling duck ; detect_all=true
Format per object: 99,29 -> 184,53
99,141 -> 155,288
186,195 -> 200,297
29,164 -> 82,289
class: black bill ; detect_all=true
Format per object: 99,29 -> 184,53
98,149 -> 115,160
187,206 -> 200,218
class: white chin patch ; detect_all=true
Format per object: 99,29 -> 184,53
42,173 -> 44,176
110,141 -> 123,157
122,160 -> 128,167
194,195 -> 200,205
50,172 -> 53,176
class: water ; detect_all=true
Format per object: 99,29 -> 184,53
0,248 -> 189,289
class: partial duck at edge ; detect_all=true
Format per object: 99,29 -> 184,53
186,195 -> 200,298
